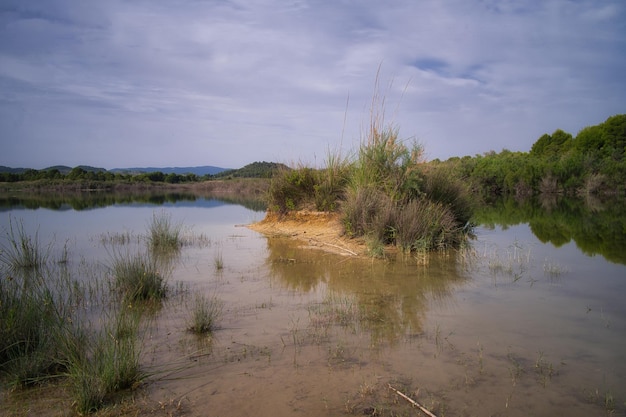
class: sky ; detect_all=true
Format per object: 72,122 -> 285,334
0,0 -> 625,170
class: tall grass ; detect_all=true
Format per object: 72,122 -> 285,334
0,217 -> 51,272
1,214 -> 188,413
263,73 -> 475,252
62,305 -> 143,414
314,149 -> 351,212
111,250 -> 168,302
188,293 -> 223,335
267,164 -> 317,213
147,210 -> 182,252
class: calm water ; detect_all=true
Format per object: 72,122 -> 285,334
1,194 -> 624,416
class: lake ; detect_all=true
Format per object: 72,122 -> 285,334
1,193 -> 624,416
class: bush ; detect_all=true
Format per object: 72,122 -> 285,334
267,166 -> 318,213
422,167 -> 474,226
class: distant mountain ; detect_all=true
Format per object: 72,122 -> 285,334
0,166 -> 28,174
109,165 -> 229,176
0,165 -> 107,175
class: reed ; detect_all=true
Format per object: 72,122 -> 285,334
147,210 -> 182,252
187,293 -> 223,335
110,250 -> 167,301
214,248 -> 224,271
0,217 -> 51,272
62,305 -> 143,414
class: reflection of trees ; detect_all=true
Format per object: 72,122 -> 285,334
474,196 -> 626,265
264,237 -> 468,345
0,191 -> 266,213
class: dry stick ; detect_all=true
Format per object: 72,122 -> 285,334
388,384 -> 438,417
309,237 -> 358,256
323,241 -> 358,256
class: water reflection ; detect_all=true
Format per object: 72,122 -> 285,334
475,196 -> 626,264
265,237 -> 469,344
0,190 -> 266,212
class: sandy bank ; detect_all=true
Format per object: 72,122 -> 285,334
247,210 -> 369,257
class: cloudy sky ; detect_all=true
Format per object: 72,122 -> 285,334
1,1 -> 624,170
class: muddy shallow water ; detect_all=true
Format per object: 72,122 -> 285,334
1,196 -> 625,416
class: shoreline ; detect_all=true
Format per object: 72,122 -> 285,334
247,210 -> 371,258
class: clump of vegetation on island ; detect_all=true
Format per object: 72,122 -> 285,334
266,111 -> 626,254
267,99 -> 474,253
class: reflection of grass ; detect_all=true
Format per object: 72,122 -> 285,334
543,260 -> 567,278
484,241 -> 532,281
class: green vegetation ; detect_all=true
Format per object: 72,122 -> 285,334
213,161 -> 287,179
111,250 -> 167,301
0,161 -> 283,185
436,114 -> 626,197
0,212 -> 219,414
187,293 -> 223,335
146,210 -> 182,252
267,106 -> 473,252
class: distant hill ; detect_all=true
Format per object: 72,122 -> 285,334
109,166 -> 229,176
0,166 -> 28,174
45,165 -> 107,175
0,163 -> 277,178
0,165 -> 106,175
214,161 -> 288,178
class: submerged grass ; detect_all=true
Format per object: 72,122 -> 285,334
0,217 -> 51,272
111,250 -> 168,302
0,213 -> 184,414
147,210 -> 182,253
187,293 -> 223,335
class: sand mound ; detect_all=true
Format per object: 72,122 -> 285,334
247,210 -> 368,257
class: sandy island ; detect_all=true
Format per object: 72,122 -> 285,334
247,210 -> 370,257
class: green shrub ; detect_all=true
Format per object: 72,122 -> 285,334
268,166 -> 318,213
422,167 -> 474,226
393,199 -> 461,251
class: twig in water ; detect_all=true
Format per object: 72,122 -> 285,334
319,239 -> 358,256
388,384 -> 438,417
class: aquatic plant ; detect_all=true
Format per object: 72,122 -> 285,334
62,305 -> 143,414
214,248 -> 224,271
187,293 -> 223,335
147,210 -> 182,252
111,250 -> 167,301
0,217 -> 51,272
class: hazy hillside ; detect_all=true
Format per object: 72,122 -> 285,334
109,165 -> 228,176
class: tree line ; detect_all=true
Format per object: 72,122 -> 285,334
430,114 -> 626,197
0,162 -> 285,184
